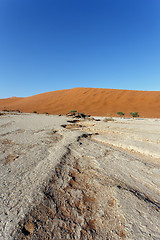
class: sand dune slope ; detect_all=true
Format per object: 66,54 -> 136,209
0,97 -> 24,107
0,88 -> 160,118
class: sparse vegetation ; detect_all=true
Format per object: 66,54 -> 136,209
117,112 -> 125,118
33,110 -> 37,113
15,109 -> 21,113
68,111 -> 89,119
3,109 -> 10,112
2,109 -> 20,113
69,110 -> 77,114
130,112 -> 139,118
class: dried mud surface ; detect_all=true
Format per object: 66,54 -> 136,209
15,136 -> 126,240
0,113 -> 160,240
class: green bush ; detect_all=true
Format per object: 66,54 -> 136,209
117,112 -> 125,118
33,110 -> 37,113
70,110 -> 77,114
130,112 -> 139,118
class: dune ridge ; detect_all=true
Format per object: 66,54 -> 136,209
0,88 -> 160,118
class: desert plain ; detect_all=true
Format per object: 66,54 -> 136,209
0,110 -> 160,240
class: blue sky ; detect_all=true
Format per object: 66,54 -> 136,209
0,0 -> 160,98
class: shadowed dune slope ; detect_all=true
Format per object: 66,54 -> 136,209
0,88 -> 160,118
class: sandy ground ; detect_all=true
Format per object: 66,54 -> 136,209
0,113 -> 160,239
0,87 -> 160,118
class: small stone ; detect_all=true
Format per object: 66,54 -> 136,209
23,221 -> 34,235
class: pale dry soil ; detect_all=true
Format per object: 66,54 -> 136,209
0,113 -> 159,240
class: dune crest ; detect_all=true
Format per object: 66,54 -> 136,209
0,88 -> 160,118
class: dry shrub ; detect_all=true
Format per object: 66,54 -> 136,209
103,117 -> 114,122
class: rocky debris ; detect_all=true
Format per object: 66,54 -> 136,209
103,117 -> 114,122
67,111 -> 91,119
2,109 -> 11,112
61,124 -> 83,129
22,221 -> 35,235
74,113 -> 86,119
46,130 -> 63,143
1,109 -> 21,114
0,112 -> 6,116
4,154 -> 19,165
88,117 -> 95,121
12,110 -> 21,113
67,119 -> 80,123
67,111 -> 77,117
15,136 -> 126,240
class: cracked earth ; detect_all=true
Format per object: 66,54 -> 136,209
0,113 -> 160,239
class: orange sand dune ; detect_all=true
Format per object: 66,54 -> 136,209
0,88 -> 160,118
0,97 -> 24,108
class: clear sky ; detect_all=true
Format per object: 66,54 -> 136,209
0,0 -> 160,98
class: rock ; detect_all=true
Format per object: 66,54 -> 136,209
23,221 -> 34,235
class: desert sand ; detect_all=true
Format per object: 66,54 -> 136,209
0,112 -> 160,239
0,88 -> 160,118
